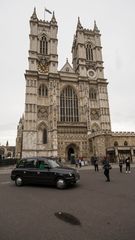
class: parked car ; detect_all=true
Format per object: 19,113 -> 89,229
11,157 -> 80,189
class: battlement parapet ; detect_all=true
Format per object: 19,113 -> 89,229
112,131 -> 135,136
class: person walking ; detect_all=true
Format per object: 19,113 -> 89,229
94,156 -> 99,172
125,156 -> 131,173
103,157 -> 112,182
119,159 -> 123,173
75,158 -> 79,168
78,158 -> 82,168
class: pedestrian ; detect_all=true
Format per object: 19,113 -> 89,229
125,157 -> 131,173
119,159 -> 123,173
94,156 -> 99,172
91,155 -> 95,165
75,158 -> 79,168
78,158 -> 82,168
103,157 -> 112,182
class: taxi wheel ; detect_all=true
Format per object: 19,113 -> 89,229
56,178 -> 66,189
15,176 -> 23,186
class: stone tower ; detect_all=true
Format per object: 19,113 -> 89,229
20,9 -> 111,160
72,18 -> 111,133
22,8 -> 59,157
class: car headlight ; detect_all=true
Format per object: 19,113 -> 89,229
68,172 -> 73,176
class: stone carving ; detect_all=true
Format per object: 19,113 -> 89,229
91,109 -> 100,120
37,106 -> 48,119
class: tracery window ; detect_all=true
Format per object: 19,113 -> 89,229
60,86 -> 79,122
38,84 -> 48,97
40,35 -> 48,55
86,44 -> 93,61
89,88 -> 97,100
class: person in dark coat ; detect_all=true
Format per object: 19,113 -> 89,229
125,157 -> 131,173
93,156 -> 99,172
119,159 -> 123,173
103,158 -> 112,182
75,158 -> 79,168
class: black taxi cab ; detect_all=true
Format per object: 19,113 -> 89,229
11,157 -> 80,189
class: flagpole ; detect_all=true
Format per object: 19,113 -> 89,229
44,8 -> 45,21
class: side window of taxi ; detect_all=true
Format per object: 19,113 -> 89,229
25,159 -> 37,168
17,159 -> 37,168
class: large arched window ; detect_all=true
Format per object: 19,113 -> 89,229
89,88 -> 97,100
40,35 -> 48,55
86,44 -> 93,61
38,84 -> 48,97
60,86 -> 79,122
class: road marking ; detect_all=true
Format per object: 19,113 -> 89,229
0,181 -> 11,185
0,170 -> 12,174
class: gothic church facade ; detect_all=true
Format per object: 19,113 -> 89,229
16,8 -> 135,162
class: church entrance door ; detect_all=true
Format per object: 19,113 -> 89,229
68,147 -> 75,163
67,144 -> 79,164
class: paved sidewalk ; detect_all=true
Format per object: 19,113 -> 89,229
63,163 -> 135,171
0,165 -> 16,174
0,163 -> 135,173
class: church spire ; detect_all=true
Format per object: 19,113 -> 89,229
50,11 -> 57,24
31,7 -> 38,20
93,20 -> 100,32
77,17 -> 83,29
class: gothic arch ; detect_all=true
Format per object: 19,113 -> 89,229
65,143 -> 80,162
61,84 -> 78,96
85,41 -> 95,48
124,141 -> 128,146
38,32 -> 50,42
37,122 -> 48,144
37,121 -> 47,130
7,152 -> 12,158
114,141 -> 118,147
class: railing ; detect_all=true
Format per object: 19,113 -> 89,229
0,158 -> 17,167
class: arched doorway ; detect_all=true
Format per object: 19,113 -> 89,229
66,144 -> 79,164
68,147 -> 75,163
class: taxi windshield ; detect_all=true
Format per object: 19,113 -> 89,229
48,159 -> 60,168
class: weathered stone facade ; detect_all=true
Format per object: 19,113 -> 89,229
15,8 -> 135,162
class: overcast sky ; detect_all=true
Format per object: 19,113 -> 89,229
0,0 -> 135,146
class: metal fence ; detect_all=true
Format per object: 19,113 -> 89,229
0,158 -> 17,166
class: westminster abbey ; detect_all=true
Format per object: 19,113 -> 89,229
16,8 -> 135,163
